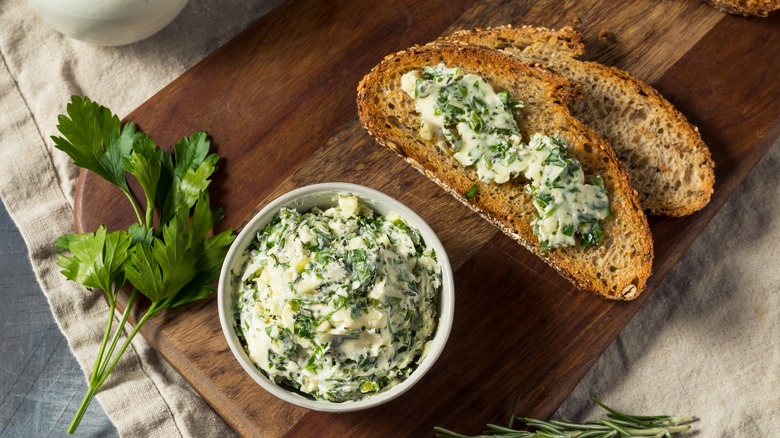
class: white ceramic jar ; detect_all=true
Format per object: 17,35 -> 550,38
27,0 -> 189,46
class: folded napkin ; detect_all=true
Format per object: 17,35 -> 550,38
1,0 -> 778,436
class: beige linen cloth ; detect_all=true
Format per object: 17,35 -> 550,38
0,1 -> 282,436
1,0 -> 778,436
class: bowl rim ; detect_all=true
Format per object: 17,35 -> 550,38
217,182 -> 454,412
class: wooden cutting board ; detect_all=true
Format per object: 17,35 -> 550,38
73,0 -> 780,436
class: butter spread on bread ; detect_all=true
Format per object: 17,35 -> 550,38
400,64 -> 610,252
357,43 -> 653,300
447,26 -> 715,217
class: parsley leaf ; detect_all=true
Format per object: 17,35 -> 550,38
125,133 -> 162,226
125,211 -> 197,306
168,193 -> 234,309
160,131 -> 218,225
53,97 -> 235,434
55,226 -> 132,295
173,130 -> 211,179
52,96 -> 137,194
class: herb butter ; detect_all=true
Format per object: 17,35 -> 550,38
234,195 -> 441,402
401,64 -> 610,251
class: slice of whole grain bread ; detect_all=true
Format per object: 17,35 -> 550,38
447,25 -> 715,217
357,42 -> 653,300
704,0 -> 780,16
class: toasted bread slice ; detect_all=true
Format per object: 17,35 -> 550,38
447,25 -> 715,217
357,42 -> 653,299
704,0 -> 780,16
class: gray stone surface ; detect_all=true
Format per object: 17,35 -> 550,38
0,200 -> 118,437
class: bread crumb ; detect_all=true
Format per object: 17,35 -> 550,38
598,29 -> 616,43
571,16 -> 581,24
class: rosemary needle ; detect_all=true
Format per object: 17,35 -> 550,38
434,397 -> 696,438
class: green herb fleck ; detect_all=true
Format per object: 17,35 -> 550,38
465,182 -> 479,200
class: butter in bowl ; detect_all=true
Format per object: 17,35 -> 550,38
217,183 -> 454,412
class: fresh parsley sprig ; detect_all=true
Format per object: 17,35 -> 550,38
434,397 -> 696,437
52,96 -> 235,434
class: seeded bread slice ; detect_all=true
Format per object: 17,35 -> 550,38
704,0 -> 780,16
357,42 -> 653,300
447,25 -> 715,217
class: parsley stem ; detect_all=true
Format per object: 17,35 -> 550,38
69,296 -> 158,434
88,291 -> 116,386
123,189 -> 144,225
145,203 -> 154,230
95,302 -> 158,389
67,289 -> 138,435
66,382 -> 98,434
96,289 -> 137,378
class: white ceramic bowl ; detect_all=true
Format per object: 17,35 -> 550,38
217,183 -> 454,412
28,0 -> 189,46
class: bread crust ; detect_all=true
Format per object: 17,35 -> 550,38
704,0 -> 780,16
448,25 -> 586,58
446,25 -> 715,217
357,42 -> 653,300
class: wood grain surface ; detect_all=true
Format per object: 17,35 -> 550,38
73,1 -> 780,436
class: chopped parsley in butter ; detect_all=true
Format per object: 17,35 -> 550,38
234,195 -> 441,402
401,64 -> 610,251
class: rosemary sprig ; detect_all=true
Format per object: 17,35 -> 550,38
434,397 -> 696,438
